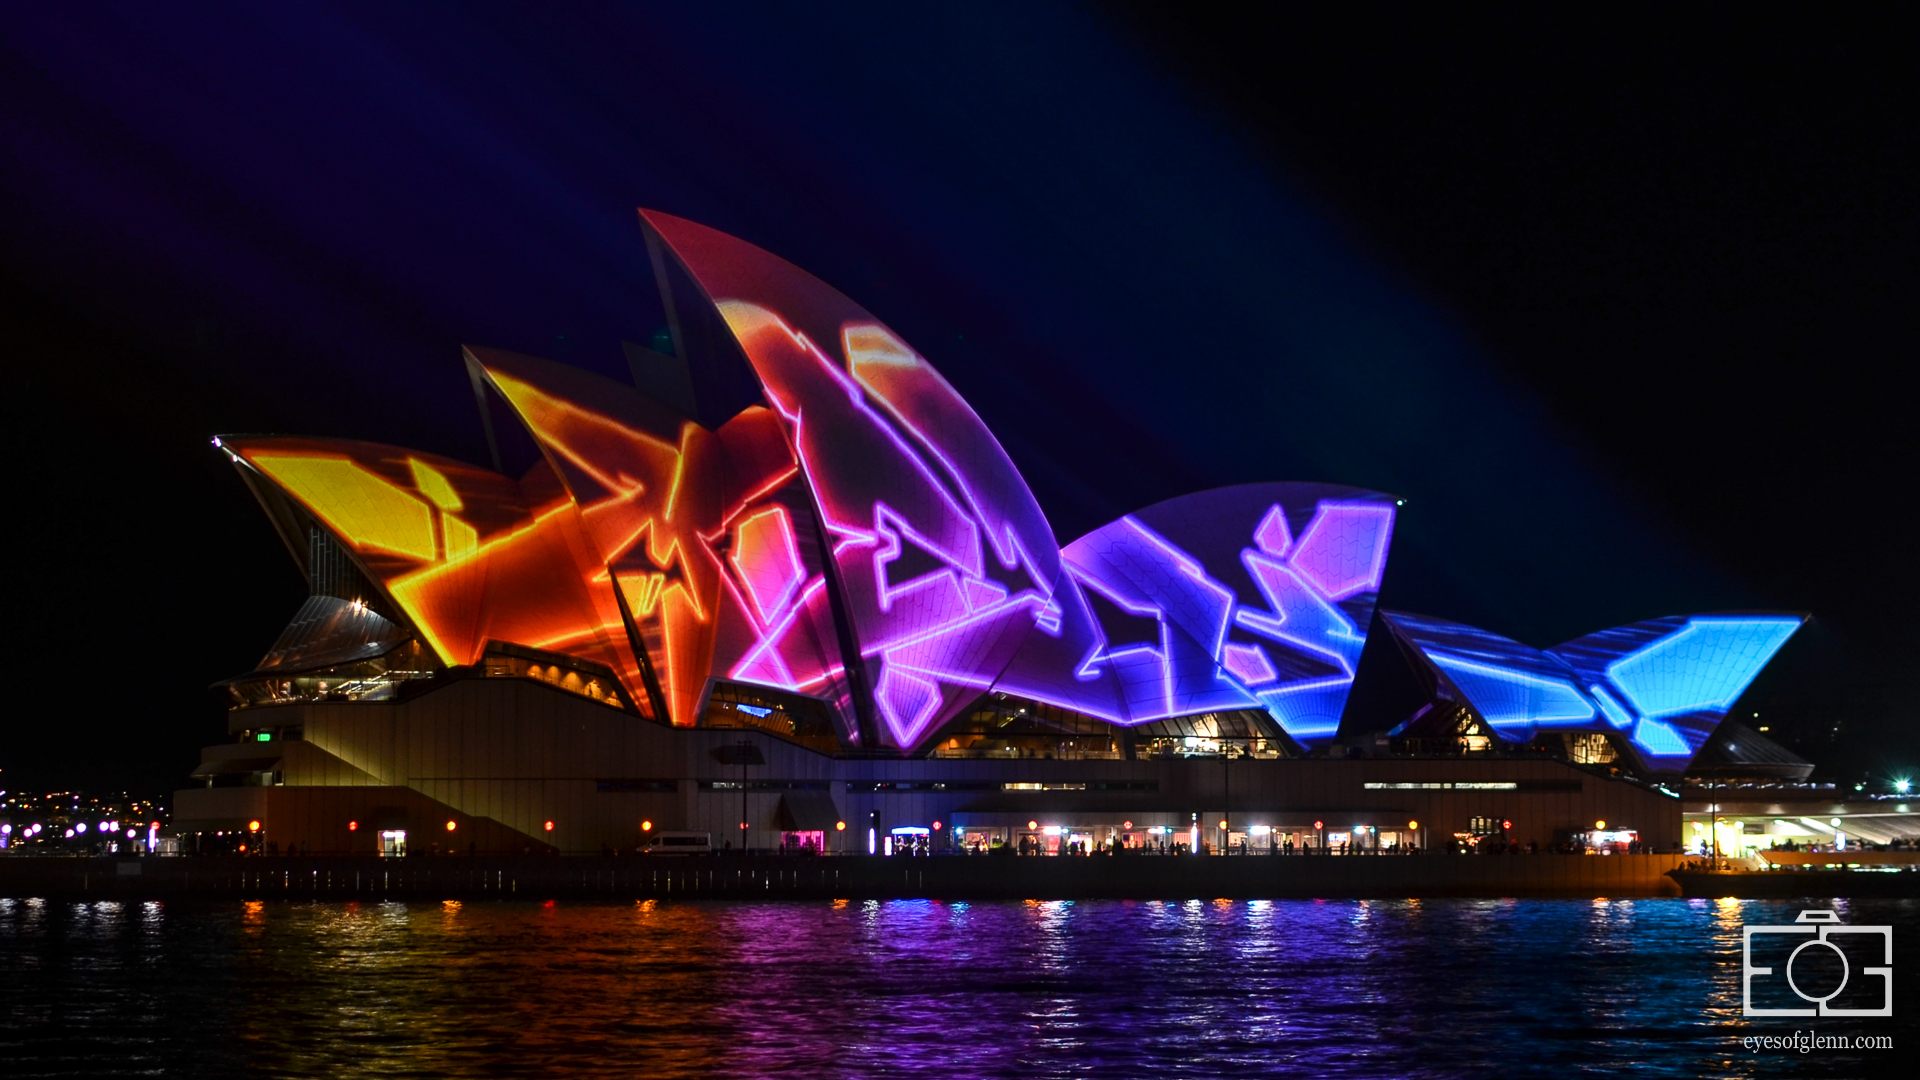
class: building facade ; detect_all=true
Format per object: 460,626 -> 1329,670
177,211 -> 1799,857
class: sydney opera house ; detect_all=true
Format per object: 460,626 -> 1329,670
175,211 -> 1803,857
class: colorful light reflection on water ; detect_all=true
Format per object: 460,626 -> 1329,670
1,897 -> 1911,1077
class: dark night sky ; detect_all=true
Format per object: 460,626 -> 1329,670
2,5 -> 1912,796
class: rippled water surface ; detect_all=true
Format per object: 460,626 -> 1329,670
2,896 -> 1913,1078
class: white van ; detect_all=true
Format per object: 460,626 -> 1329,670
640,831 -> 712,855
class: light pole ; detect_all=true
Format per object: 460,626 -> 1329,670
1222,737 -> 1230,856
709,740 -> 765,854
1698,766 -> 1724,868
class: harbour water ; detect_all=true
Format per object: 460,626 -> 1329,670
3,896 -> 1912,1078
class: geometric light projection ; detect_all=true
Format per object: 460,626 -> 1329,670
999,482 -> 1397,745
1599,618 -> 1801,718
641,210 -> 1063,750
1382,609 -> 1805,770
1550,614 -> 1804,769
221,208 -> 1792,766
1378,612 -> 1596,740
1424,654 -> 1596,729
228,437 -> 649,712
462,345 -> 852,740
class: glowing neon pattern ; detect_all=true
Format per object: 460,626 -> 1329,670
1550,613 -> 1802,764
643,210 -> 1059,749
231,437 -> 646,709
221,209 -> 1800,768
1383,609 -> 1805,768
1019,483 -> 1398,744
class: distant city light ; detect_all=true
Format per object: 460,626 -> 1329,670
248,820 -> 261,832
75,822 -> 88,833
546,821 -> 556,832
445,820 -> 457,831
348,821 -> 359,831
1593,820 -> 1605,830
637,820 -> 649,832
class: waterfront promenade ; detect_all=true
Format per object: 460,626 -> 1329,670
0,851 -> 1691,901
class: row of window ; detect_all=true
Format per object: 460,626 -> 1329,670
588,779 -> 1163,794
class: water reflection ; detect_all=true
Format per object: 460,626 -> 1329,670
1,897 -> 1914,1077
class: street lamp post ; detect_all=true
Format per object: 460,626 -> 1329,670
1222,737 -> 1230,856
709,740 -> 765,855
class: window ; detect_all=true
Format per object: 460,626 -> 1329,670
483,647 -> 630,710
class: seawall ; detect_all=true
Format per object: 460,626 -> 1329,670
0,852 -> 1690,901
